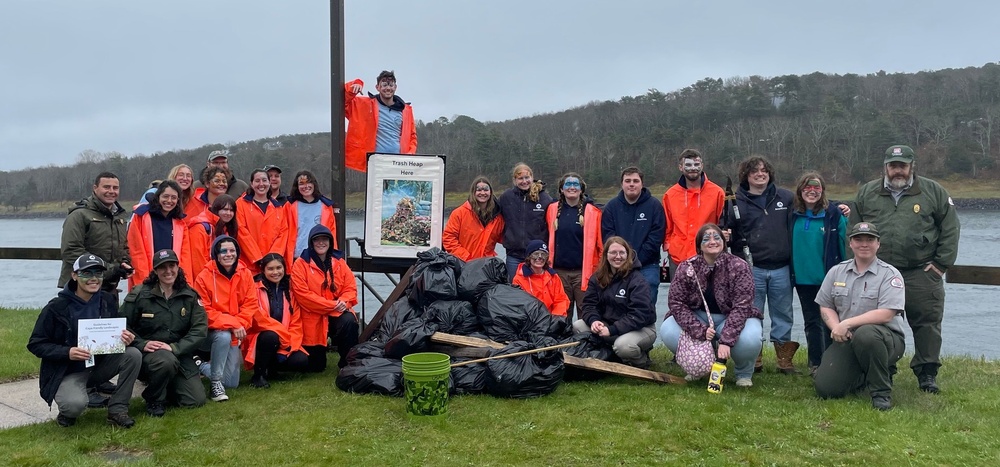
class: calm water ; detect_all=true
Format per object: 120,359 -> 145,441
2,212 -> 998,359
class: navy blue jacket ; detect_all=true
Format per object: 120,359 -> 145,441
600,188 -> 665,268
581,261 -> 656,336
497,187 -> 553,260
731,183 -> 793,270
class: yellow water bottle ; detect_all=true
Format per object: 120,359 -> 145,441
707,358 -> 727,394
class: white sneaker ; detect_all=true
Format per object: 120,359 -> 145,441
735,377 -> 753,387
210,381 -> 229,402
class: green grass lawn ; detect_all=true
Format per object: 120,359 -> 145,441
0,308 -> 42,383
3,308 -> 999,465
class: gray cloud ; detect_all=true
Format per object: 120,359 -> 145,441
2,0 -> 998,170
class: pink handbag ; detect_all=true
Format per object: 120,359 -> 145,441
674,264 -> 716,379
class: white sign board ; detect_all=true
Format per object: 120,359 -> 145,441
364,153 -> 446,258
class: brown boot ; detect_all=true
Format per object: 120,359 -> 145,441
774,342 -> 801,375
754,349 -> 763,373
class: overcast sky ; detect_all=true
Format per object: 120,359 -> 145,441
2,0 -> 998,172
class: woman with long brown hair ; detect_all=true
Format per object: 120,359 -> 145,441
442,176 -> 505,261
575,236 -> 657,368
183,194 -> 238,278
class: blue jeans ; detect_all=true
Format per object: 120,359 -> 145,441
752,265 -> 793,344
639,262 -> 661,306
209,330 -> 243,388
505,255 -> 523,282
659,312 -> 763,379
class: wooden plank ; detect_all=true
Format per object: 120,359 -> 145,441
428,345 -> 491,359
0,247 -> 61,261
430,332 -> 686,385
946,265 -> 1000,286
357,265 -> 416,342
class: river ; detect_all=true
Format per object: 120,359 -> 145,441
2,212 -> 998,359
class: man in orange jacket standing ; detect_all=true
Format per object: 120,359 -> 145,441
344,70 -> 418,172
662,149 -> 725,271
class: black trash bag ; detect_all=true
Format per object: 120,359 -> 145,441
450,358 -> 489,395
485,338 -> 565,399
561,332 -> 617,381
457,257 -> 507,302
335,357 -> 403,396
546,315 -> 574,339
424,300 -> 481,335
407,248 -> 463,307
476,284 -> 554,343
346,340 -> 386,365
374,299 -> 423,343
383,319 -> 440,359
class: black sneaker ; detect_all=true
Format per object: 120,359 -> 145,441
919,374 -> 940,394
146,401 -> 166,418
250,374 -> 270,389
56,414 -> 76,427
87,391 -> 110,408
96,381 -> 118,394
871,395 -> 893,411
107,412 -> 135,429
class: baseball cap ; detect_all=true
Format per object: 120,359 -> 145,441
208,150 -> 230,162
73,253 -> 107,272
848,222 -> 880,239
526,240 -> 548,257
263,164 -> 282,173
152,249 -> 180,268
884,145 -> 915,164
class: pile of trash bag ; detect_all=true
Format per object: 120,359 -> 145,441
336,251 -> 591,398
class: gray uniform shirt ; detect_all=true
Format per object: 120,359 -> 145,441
816,258 -> 907,337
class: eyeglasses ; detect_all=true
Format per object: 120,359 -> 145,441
77,270 -> 104,281
562,180 -> 581,190
474,185 -> 491,192
701,233 -> 723,243
529,252 -> 548,261
607,250 -> 627,257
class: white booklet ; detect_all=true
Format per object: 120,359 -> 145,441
78,318 -> 126,368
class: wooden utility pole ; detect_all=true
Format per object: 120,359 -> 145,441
330,0 -> 346,251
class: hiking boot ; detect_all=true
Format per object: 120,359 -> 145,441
210,381 -> 229,402
96,381 -> 118,394
107,411 -> 135,429
871,394 -> 893,411
145,401 -> 166,418
918,374 -> 940,394
56,414 -> 76,427
250,374 -> 270,389
87,391 -> 110,408
735,377 -> 753,388
774,342 -> 802,375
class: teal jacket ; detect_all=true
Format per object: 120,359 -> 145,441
850,175 -> 960,271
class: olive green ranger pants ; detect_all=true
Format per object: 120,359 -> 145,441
814,324 -> 905,399
899,267 -> 945,377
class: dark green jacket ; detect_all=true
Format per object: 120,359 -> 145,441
122,283 -> 207,378
850,175 -> 960,271
58,195 -> 131,288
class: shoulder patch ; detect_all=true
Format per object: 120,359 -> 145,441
890,277 -> 904,288
947,197 -> 954,206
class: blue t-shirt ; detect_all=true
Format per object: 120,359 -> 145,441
295,201 -> 324,257
375,101 -> 403,153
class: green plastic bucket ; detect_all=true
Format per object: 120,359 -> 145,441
402,352 -> 451,418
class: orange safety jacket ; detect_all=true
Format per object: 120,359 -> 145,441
236,194 -> 289,274
442,201 -> 504,261
286,196 -> 339,260
545,202 -> 603,291
289,250 -> 358,347
242,281 -> 305,370
184,189 -> 209,220
193,262 -> 260,346
183,210 -> 220,279
512,264 -> 570,317
126,207 -> 186,290
344,79 -> 417,172
661,174 -> 725,264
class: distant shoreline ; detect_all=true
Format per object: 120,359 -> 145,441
2,198 -> 999,219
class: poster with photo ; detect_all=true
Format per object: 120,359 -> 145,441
364,153 -> 445,258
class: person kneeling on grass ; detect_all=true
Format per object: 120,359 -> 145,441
512,240 -> 571,320
575,236 -> 657,369
814,222 -> 906,411
28,254 -> 141,429
122,249 -> 208,417
243,253 -> 311,388
659,224 -> 764,386
194,236 -> 259,402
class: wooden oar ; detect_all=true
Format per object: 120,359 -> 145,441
449,341 -> 580,368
